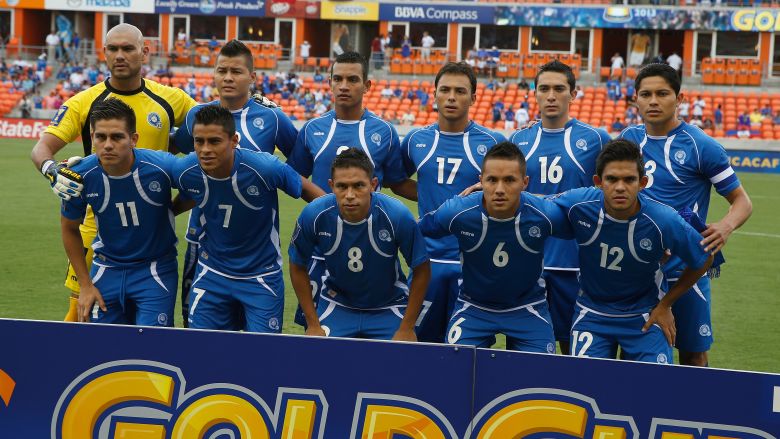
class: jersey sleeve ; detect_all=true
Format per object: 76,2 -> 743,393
596,128 -> 612,150
665,212 -> 711,271
170,88 -> 198,127
491,130 -> 508,144
172,108 -> 196,154
273,108 -> 298,158
60,194 -> 87,220
44,97 -> 87,143
395,205 -> 430,269
381,124 -> 407,185
699,138 -> 740,197
400,128 -> 419,177
418,197 -> 458,239
286,123 -> 314,178
288,208 -> 317,267
260,153 -> 303,199
542,198 -> 574,239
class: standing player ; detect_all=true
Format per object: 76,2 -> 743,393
287,51 -> 416,327
61,99 -> 184,326
173,39 -> 298,325
402,62 -> 506,343
289,148 -> 430,341
553,139 -> 714,363
174,105 -> 324,332
31,23 -> 197,321
509,60 -> 611,354
420,143 -> 571,352
620,63 -> 752,366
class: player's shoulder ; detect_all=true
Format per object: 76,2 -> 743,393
558,187 -> 601,208
136,149 -> 176,168
373,192 -> 413,216
172,153 -> 200,176
71,155 -> 101,176
301,110 -> 334,132
442,192 -> 482,216
301,193 -> 338,220
677,122 -> 723,151
640,192 -> 678,219
237,147 -> 277,165
509,121 -> 539,143
469,122 -> 506,143
61,81 -> 109,108
404,124 -> 436,141
619,124 -> 646,140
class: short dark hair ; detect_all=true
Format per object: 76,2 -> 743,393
435,62 -> 477,95
331,147 -> 374,179
535,60 -> 576,92
194,105 -> 235,137
482,141 -> 526,175
635,63 -> 681,96
90,98 -> 136,134
331,51 -> 369,82
596,138 -> 644,178
219,39 -> 254,71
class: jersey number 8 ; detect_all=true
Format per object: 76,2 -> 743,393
347,247 -> 363,272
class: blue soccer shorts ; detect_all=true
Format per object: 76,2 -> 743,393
446,298 -> 556,354
669,276 -> 713,353
414,261 -> 461,343
180,241 -> 199,326
317,295 -> 407,340
188,263 -> 284,333
569,302 -> 673,364
89,256 -> 177,327
293,257 -> 327,328
543,269 -> 580,343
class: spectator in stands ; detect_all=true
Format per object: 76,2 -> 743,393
626,105 -> 639,126
625,77 -> 635,103
702,117 -> 714,130
504,105 -> 515,131
67,32 -> 80,62
610,52 -> 624,76
85,65 -> 99,85
401,36 -> 411,59
177,28 -> 187,42
208,36 -> 220,52
714,104 -> 723,130
42,90 -> 57,109
418,91 -> 429,112
315,101 -> 328,116
749,108 -> 763,126
371,36 -> 382,70
486,78 -> 498,91
19,93 -> 32,118
405,88 -> 416,101
606,76 -> 621,102
300,39 -> 311,62
402,110 -> 415,126
773,111 -> 780,125
760,104 -> 772,118
421,31 -> 434,63
313,68 -> 324,83
575,85 -> 584,100
678,98 -> 690,121
610,117 -> 625,133
690,116 -> 703,128
737,111 -> 751,138
492,101 -> 504,123
383,33 -> 393,63
515,104 -> 529,128
46,30 -> 59,64
465,46 -> 478,70
381,86 -> 393,99
486,46 -> 500,77
518,78 -> 530,91
667,52 -> 683,79
693,95 -> 705,120
477,47 -> 487,75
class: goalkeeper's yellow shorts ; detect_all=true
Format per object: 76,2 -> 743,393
64,209 -> 96,293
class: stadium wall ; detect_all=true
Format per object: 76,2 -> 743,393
0,319 -> 778,437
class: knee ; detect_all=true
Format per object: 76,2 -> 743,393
679,351 -> 708,367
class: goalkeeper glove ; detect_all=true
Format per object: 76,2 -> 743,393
252,92 -> 281,110
41,156 -> 84,201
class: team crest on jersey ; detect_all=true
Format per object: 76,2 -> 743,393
546,342 -> 556,354
657,353 -> 668,364
253,117 -> 265,130
371,133 -> 382,145
528,226 -> 541,238
639,238 -> 652,251
148,181 -> 161,192
247,185 -> 259,196
147,112 -> 163,129
51,105 -> 68,126
674,150 -> 686,164
575,138 -> 588,151
157,313 -> 168,325
269,317 -> 280,331
378,229 -> 392,242
477,144 -> 488,156
699,324 -> 712,336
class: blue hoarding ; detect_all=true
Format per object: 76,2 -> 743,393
727,149 -> 780,174
154,0 -> 265,17
0,319 -> 778,437
379,3 -> 495,24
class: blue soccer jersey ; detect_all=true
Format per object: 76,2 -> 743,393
289,192 -> 429,309
420,192 -> 572,309
61,149 -> 178,265
620,122 -> 740,276
553,187 -> 711,315
402,121 -> 507,261
174,99 -> 298,243
173,148 -> 302,277
287,109 -> 407,192
509,119 -> 611,269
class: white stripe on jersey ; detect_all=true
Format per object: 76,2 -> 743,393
150,261 -> 169,292
313,119 -> 338,163
367,215 -> 392,257
709,167 -> 735,184
357,119 -> 376,167
417,130 -> 440,172
525,128 -> 543,160
663,135 -> 684,184
627,219 -> 649,263
133,169 -> 163,207
464,214 -> 488,252
514,214 -> 539,254
270,208 -> 283,269
324,216 -> 344,256
231,172 -> 263,210
462,132 -> 481,172
98,174 -> 111,213
641,212 -> 665,250
563,126 -> 586,174
198,173 -> 210,209
240,107 -> 261,151
581,207 -> 605,246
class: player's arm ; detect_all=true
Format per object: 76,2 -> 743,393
172,193 -> 196,216
395,260 -> 430,342
290,262 -> 324,336
300,176 -> 326,202
701,186 -> 752,254
418,201 -> 456,239
384,125 -> 418,201
61,215 -> 105,321
386,179 -> 418,201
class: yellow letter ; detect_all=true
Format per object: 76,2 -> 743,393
732,10 -> 755,31
113,422 -> 166,439
476,400 -> 588,438
754,11 -> 775,32
361,405 -> 448,439
171,394 -> 271,439
61,371 -> 176,439
593,425 -> 627,439
281,399 -> 317,439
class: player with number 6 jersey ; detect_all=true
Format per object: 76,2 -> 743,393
402,62 -> 506,343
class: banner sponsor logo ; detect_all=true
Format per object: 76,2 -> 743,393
380,3 -> 492,24
155,0 -> 265,16
728,150 -> 780,173
732,9 -> 780,32
46,0 -> 154,12
0,118 -> 48,139
320,0 -> 378,21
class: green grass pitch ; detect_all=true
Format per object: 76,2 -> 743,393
0,138 -> 777,373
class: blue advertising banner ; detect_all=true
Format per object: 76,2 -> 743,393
154,0 -> 265,17
493,5 -> 764,32
1,318 -> 779,437
379,3 -> 495,24
727,149 -> 780,174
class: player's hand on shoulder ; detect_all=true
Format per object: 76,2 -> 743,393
305,324 -> 327,337
700,220 -> 734,254
392,327 -> 418,342
642,304 -> 675,347
459,182 -> 482,197
252,92 -> 281,110
77,283 -> 106,323
42,156 -> 84,200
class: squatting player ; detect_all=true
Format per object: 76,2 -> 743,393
552,139 -> 714,363
287,51 -> 416,327
173,39 -> 298,325
31,23 -> 197,321
420,142 -> 571,352
401,62 -> 506,342
61,99 -> 187,326
289,148 -> 430,341
509,60 -> 611,353
173,105 -> 323,332
620,63 -> 752,366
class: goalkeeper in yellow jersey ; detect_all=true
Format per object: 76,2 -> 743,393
30,23 -> 197,321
